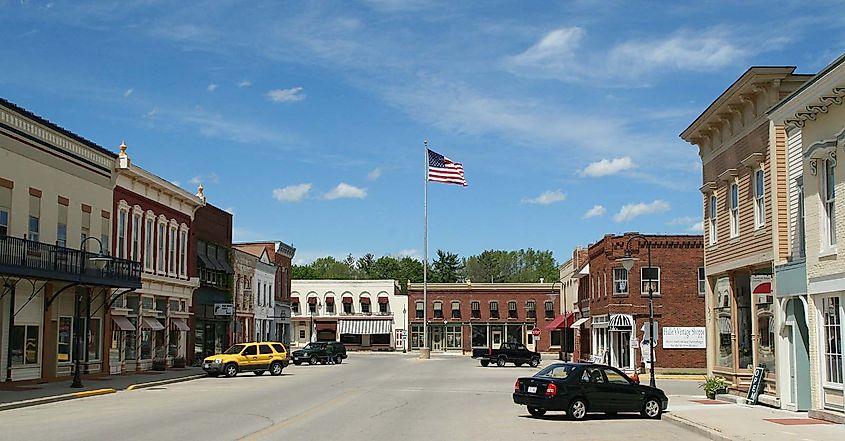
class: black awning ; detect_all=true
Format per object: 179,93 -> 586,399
198,253 -> 221,271
214,256 -> 234,274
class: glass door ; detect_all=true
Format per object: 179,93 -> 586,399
431,326 -> 443,351
491,330 -> 502,349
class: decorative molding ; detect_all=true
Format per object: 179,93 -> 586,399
699,181 -> 718,194
741,152 -> 765,169
717,168 -> 739,183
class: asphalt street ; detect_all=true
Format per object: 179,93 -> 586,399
0,354 -> 706,441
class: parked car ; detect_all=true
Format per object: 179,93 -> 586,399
513,363 -> 668,420
472,342 -> 541,367
292,341 -> 347,365
203,342 -> 289,377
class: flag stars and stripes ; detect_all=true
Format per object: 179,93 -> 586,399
427,149 -> 467,186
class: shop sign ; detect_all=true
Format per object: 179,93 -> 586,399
214,303 -> 234,316
662,327 -> 706,349
746,366 -> 766,405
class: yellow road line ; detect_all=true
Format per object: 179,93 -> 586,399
240,389 -> 360,441
72,388 -> 116,398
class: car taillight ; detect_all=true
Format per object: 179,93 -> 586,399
514,379 -> 521,393
545,383 -> 557,396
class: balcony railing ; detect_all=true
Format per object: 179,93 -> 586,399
0,235 -> 141,288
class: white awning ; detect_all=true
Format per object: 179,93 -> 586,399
570,317 -> 590,329
338,319 -> 392,335
577,264 -> 590,278
609,314 -> 634,330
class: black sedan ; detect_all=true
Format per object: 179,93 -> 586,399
513,363 -> 668,420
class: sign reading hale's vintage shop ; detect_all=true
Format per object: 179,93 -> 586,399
662,327 -> 706,349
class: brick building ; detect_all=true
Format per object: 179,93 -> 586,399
575,233 -> 705,374
233,242 -> 295,346
407,282 -> 561,354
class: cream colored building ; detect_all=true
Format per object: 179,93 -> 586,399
559,247 -> 586,359
0,98 -> 140,382
769,53 -> 845,422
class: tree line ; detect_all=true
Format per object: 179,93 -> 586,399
292,249 -> 560,292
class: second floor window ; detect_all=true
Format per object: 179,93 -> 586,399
56,203 -> 67,248
508,301 -> 517,319
471,301 -> 480,318
131,213 -> 141,261
490,301 -> 499,318
326,299 -> 335,314
379,301 -> 388,313
754,168 -> 765,229
545,301 -> 554,319
451,301 -> 461,318
291,301 -> 299,314
709,193 -> 718,245
117,209 -> 127,258
433,301 -> 443,318
343,300 -> 353,314
526,301 -> 535,318
823,159 -> 837,248
0,186 -> 10,237
179,230 -> 187,276
168,226 -> 177,274
361,299 -> 371,314
698,267 -> 706,296
613,268 -> 628,295
144,218 -> 153,270
415,301 -> 424,319
641,267 -> 661,296
730,182 -> 739,238
157,223 -> 165,272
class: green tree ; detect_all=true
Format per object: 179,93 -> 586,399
397,256 -> 424,293
309,256 -> 357,279
356,253 -> 375,278
291,264 -> 319,279
369,256 -> 401,280
430,250 -> 463,283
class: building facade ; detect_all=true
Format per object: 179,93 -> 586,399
235,242 -> 294,347
291,280 -> 403,350
110,145 -> 204,372
682,67 -> 810,405
233,248 -> 255,344
407,282 -> 561,354
0,98 -> 141,382
559,247 -> 587,360
254,250 -> 275,342
576,234 -> 705,374
191,201 -> 233,362
769,54 -> 845,421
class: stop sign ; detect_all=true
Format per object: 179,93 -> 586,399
532,328 -> 541,336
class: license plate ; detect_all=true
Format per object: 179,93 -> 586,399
527,386 -> 537,393
203,363 -> 209,369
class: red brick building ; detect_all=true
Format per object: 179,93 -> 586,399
407,283 -> 562,354
574,233 -> 705,373
233,241 -> 295,346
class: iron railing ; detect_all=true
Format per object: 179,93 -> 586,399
0,235 -> 141,288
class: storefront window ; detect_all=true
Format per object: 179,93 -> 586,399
551,330 -> 562,347
756,300 -> 775,374
58,317 -> 72,362
127,295 -> 140,314
125,318 -> 137,360
823,296 -> 843,385
141,330 -> 152,359
446,325 -> 462,349
714,277 -> 734,369
411,324 -> 425,349
340,334 -> 362,345
471,325 -> 487,347
506,324 -> 522,345
10,325 -> 39,365
371,334 -> 390,345
87,318 -> 101,361
736,275 -> 753,369
169,329 -> 180,357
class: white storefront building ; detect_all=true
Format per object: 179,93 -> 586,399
254,250 -> 275,342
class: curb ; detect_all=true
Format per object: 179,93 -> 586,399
126,374 -> 206,391
0,388 -> 116,412
663,413 -> 740,441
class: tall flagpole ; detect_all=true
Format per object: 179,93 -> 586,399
421,139 -> 430,359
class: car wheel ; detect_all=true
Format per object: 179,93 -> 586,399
480,360 -> 489,367
514,362 -> 523,367
496,356 -> 507,367
527,406 -> 546,417
334,355 -> 343,364
270,362 -> 283,376
224,363 -> 238,378
254,370 -> 265,376
568,398 -> 588,421
309,355 -> 318,365
641,397 -> 662,419
529,357 -> 540,368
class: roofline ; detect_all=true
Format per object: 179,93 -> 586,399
768,53 -> 845,116
407,282 -> 559,291
680,66 -> 799,139
0,96 -> 118,159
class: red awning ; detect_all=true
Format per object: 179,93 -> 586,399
325,297 -> 335,305
545,312 -> 575,331
308,297 -> 318,305
291,297 -> 299,304
315,321 -> 337,332
753,282 -> 772,294
360,297 -> 371,305
378,296 -> 389,304
342,297 -> 353,304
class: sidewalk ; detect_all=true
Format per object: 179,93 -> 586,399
0,367 -> 204,411
665,395 -> 844,441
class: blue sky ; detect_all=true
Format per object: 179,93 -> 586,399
2,1 -> 844,264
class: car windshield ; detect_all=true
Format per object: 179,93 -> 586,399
534,364 -> 576,380
223,344 -> 246,355
304,343 -> 326,350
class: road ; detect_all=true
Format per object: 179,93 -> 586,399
0,354 -> 706,441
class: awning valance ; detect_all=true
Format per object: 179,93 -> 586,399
545,312 -> 575,330
571,317 -> 590,329
112,315 -> 135,331
171,318 -> 190,331
291,297 -> 300,304
360,297 -> 371,305
609,314 -> 634,330
308,297 -> 318,305
338,319 -> 392,335
378,296 -> 389,304
141,317 -> 165,331
342,297 -> 353,304
325,297 -> 335,305
315,321 -> 337,332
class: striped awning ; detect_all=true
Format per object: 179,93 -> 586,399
609,314 -> 634,330
338,319 -> 392,335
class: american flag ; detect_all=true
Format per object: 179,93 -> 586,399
427,149 -> 467,186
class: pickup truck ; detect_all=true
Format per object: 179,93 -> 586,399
472,342 -> 541,367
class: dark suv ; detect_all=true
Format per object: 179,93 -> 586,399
292,341 -> 347,365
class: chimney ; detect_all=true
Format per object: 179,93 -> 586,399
117,140 -> 131,169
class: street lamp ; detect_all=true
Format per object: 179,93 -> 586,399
402,306 -> 407,353
72,237 -> 112,388
309,298 -> 321,343
550,279 -> 568,361
617,235 -> 656,388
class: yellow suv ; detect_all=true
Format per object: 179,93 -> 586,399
203,342 -> 289,377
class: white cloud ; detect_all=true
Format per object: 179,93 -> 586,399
207,83 -> 219,92
367,167 -> 382,181
521,190 -> 567,205
267,87 -> 305,103
189,176 -> 202,186
614,200 -> 671,222
395,248 -> 422,260
238,80 -> 252,88
688,221 -> 704,232
608,33 -> 745,76
123,88 -> 134,98
668,216 -> 698,226
323,182 -> 367,200
583,205 -> 607,219
144,108 -> 159,119
579,157 -> 636,177
506,27 -> 585,78
272,183 -> 312,203
207,172 -> 220,184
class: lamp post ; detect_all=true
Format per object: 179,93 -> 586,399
402,306 -> 407,353
72,237 -> 112,388
550,279 -> 568,361
617,235 -> 656,388
309,298 -> 321,343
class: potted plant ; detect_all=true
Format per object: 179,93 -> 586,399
700,375 -> 730,399
172,357 -> 186,369
152,358 -> 167,371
